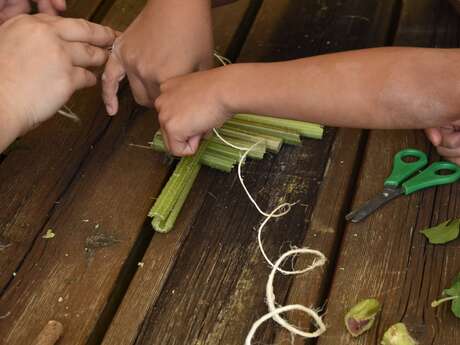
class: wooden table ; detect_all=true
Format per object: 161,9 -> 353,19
0,0 -> 459,344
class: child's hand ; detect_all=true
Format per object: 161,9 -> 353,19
0,14 -> 115,151
155,68 -> 232,156
0,0 -> 31,23
425,125 -> 460,165
102,0 -> 213,116
33,0 -> 66,15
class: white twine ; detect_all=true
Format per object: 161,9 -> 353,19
212,128 -> 327,344
212,52 -> 327,344
57,105 -> 80,123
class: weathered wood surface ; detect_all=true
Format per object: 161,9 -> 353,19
0,1 -> 158,344
100,2 -> 258,344
317,0 -> 460,344
124,1 -> 399,345
0,0 -> 111,293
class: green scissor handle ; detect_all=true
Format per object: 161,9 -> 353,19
384,149 -> 428,187
402,161 -> 460,194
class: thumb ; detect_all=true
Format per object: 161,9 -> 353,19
102,52 -> 126,115
425,128 -> 442,147
170,134 -> 202,157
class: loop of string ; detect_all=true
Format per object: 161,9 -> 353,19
212,51 -> 328,344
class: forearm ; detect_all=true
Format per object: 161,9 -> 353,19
221,47 -> 460,129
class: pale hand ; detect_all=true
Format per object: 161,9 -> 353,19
102,0 -> 214,115
0,0 -> 66,23
0,14 -> 115,139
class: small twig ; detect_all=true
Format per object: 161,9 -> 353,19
57,105 -> 80,123
32,320 -> 64,345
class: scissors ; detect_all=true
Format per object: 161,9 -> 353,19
346,148 -> 460,223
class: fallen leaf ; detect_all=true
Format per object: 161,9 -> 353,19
420,219 -> 460,244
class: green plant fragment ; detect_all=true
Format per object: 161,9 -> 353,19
432,272 -> 460,318
344,298 -> 381,337
420,219 -> 460,244
381,323 -> 418,345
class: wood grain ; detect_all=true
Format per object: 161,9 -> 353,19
0,0 -> 112,293
100,2 -> 259,344
316,0 -> 460,344
127,1 -> 397,344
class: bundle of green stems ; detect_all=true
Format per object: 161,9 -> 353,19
149,114 -> 324,233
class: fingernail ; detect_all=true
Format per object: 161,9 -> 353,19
101,73 -> 106,81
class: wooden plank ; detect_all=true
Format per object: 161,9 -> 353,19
0,1 -> 154,345
0,1 -> 255,345
126,1 -> 395,344
0,0 -> 113,293
100,2 -> 259,345
316,0 -> 460,344
272,0 -> 402,343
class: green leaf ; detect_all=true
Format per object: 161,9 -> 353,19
432,272 -> 460,318
420,219 -> 460,244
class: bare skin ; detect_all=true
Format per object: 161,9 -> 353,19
0,14 -> 115,152
153,47 -> 460,161
102,0 -> 214,115
0,0 -> 65,23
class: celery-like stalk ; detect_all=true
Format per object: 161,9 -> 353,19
234,113 -> 324,139
201,152 -> 235,172
151,132 -> 236,172
218,126 -> 282,153
226,119 -> 301,145
152,163 -> 200,232
210,135 -> 266,159
150,142 -> 208,221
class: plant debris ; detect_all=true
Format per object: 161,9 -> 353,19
345,298 -> 381,337
432,272 -> 460,318
381,323 -> 418,345
420,219 -> 460,244
42,229 -> 56,239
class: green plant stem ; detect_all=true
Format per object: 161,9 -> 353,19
431,295 -> 459,308
226,119 -> 301,145
149,142 -> 208,221
210,135 -> 266,159
218,126 -> 282,152
152,132 -> 236,172
152,163 -> 201,233
234,113 -> 324,139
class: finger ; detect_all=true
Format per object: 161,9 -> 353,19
35,0 -> 58,15
439,129 -> 460,149
127,73 -> 152,107
169,134 -> 201,157
54,18 -> 116,47
425,128 -> 442,147
51,0 -> 66,11
0,0 -> 30,22
72,67 -> 97,91
102,54 -> 125,115
66,42 -> 108,67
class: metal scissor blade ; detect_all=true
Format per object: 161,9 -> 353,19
346,187 -> 403,223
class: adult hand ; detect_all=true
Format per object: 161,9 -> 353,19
0,0 -> 30,23
33,0 -> 66,16
102,0 -> 214,115
0,14 -> 115,151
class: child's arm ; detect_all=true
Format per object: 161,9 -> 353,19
0,14 -> 115,153
155,47 -> 460,156
102,0 -> 214,115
